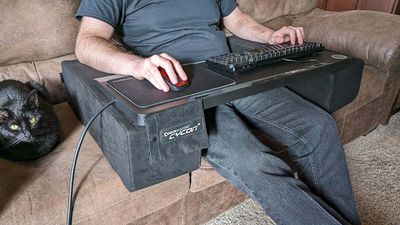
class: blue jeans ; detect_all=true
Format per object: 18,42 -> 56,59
204,87 -> 360,225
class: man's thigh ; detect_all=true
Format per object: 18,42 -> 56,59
230,87 -> 339,158
204,103 -> 294,180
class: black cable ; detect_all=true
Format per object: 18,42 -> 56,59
66,100 -> 116,225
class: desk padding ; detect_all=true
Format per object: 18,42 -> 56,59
106,65 -> 235,108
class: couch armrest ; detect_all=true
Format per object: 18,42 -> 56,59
292,9 -> 400,72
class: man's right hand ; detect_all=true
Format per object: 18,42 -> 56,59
132,53 -> 188,92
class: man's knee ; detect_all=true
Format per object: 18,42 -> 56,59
207,147 -> 293,180
302,108 -> 340,152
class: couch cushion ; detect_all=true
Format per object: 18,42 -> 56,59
0,61 -> 39,82
293,9 -> 400,73
0,54 -> 76,104
262,16 -> 294,31
0,0 -> 80,66
190,158 -> 226,192
237,0 -> 317,24
35,54 -> 77,103
0,102 -> 189,225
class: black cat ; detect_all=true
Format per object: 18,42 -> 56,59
0,80 -> 60,161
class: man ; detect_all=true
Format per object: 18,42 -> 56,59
75,0 -> 360,224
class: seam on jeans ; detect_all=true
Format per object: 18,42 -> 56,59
243,113 -> 322,194
310,149 -> 322,194
206,156 -> 282,225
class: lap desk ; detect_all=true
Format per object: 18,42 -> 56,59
62,39 -> 363,192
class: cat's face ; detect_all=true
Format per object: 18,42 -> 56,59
0,90 -> 42,145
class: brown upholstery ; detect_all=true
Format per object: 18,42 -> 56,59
0,0 -> 79,104
190,158 -> 226,192
0,0 -> 80,66
237,0 -> 317,23
1,0 -> 400,224
0,54 -> 76,104
293,9 -> 400,72
0,103 -> 189,225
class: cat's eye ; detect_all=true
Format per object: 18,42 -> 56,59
29,117 -> 37,124
9,124 -> 20,130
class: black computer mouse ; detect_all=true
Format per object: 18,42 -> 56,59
159,67 -> 190,91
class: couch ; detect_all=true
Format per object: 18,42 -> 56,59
0,0 -> 399,224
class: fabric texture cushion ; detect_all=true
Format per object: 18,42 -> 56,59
0,54 -> 76,104
190,158 -> 226,192
0,103 -> 189,225
0,0 -> 80,66
237,0 -> 317,23
35,54 -> 77,103
293,9 -> 400,72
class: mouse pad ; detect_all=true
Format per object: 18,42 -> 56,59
106,65 -> 235,109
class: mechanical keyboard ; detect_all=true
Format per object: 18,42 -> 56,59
206,42 -> 324,72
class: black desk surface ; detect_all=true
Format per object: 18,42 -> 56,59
96,49 -> 361,112
105,65 -> 235,109
62,37 -> 363,119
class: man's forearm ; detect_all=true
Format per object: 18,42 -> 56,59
75,34 -> 142,76
223,8 -> 274,44
223,8 -> 304,45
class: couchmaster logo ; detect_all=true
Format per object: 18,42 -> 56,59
161,119 -> 204,143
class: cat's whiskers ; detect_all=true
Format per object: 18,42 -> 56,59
5,139 -> 21,148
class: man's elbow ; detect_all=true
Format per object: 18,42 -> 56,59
75,41 -> 88,64
75,40 -> 86,64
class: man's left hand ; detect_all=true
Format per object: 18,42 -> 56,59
265,26 -> 304,45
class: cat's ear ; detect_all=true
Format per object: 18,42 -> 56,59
0,109 -> 8,123
25,90 -> 39,109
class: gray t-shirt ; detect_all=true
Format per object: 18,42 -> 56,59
77,0 -> 237,63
